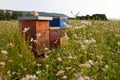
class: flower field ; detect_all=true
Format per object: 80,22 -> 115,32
0,20 -> 120,80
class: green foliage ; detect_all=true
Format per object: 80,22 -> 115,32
11,11 -> 22,20
0,10 -> 23,20
77,14 -> 108,20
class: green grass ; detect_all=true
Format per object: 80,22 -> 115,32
0,20 -> 120,80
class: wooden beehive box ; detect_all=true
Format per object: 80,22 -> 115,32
49,27 -> 64,49
19,16 -> 52,56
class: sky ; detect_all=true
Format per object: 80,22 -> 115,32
0,0 -> 120,19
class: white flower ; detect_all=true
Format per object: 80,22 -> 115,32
36,33 -> 41,37
44,47 -> 49,51
46,64 -> 49,68
21,75 -> 38,80
83,40 -> 90,44
62,75 -> 67,79
88,60 -> 94,65
117,42 -> 120,46
12,72 -> 16,75
68,55 -> 73,59
1,50 -> 8,55
57,57 -> 62,62
23,27 -> 30,33
96,55 -> 103,60
81,21 -> 91,25
30,38 -> 34,42
105,65 -> 109,69
81,44 -> 86,50
36,71 -> 41,74
90,38 -> 96,44
45,55 -> 49,58
0,62 -> 6,66
79,62 -> 91,68
78,76 -> 90,80
37,64 -> 41,67
7,70 -> 11,74
65,67 -> 72,70
33,40 -> 38,43
7,43 -> 14,47
56,70 -> 65,76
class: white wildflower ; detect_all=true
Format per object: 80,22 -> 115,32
21,75 -> 38,80
117,42 -> 120,46
36,64 -> 41,67
96,55 -> 103,60
7,43 -> 14,47
0,62 -> 6,66
83,40 -> 90,44
23,27 -> 30,33
54,40 -> 58,44
90,38 -> 96,44
78,76 -> 84,80
62,75 -> 67,79
12,72 -> 16,75
74,73 -> 81,78
1,50 -> 8,55
105,65 -> 109,69
78,76 -> 90,80
81,21 -> 92,25
88,60 -> 94,65
81,44 -> 86,50
36,71 -> 41,74
84,76 -> 90,80
57,57 -> 62,62
7,70 -> 11,74
45,55 -> 49,58
36,33 -> 41,37
30,38 -> 34,42
79,62 -> 91,68
75,25 -> 85,29
56,70 -> 65,76
68,55 -> 73,59
46,64 -> 49,68
44,47 -> 49,51
33,40 -> 38,43
65,67 -> 72,70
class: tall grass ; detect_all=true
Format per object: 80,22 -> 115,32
0,20 -> 120,80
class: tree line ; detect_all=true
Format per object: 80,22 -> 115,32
0,10 -> 23,20
76,14 -> 108,20
0,9 -> 108,21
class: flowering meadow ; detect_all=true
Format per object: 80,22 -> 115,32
0,20 -> 120,80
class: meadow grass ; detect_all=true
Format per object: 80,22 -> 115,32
0,20 -> 120,80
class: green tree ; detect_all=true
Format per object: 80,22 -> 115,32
5,11 -> 11,20
0,10 -> 5,20
11,11 -> 22,20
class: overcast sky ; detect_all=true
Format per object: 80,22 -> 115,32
0,0 -> 120,19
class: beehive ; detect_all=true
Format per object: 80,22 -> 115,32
49,27 -> 61,49
50,17 -> 68,29
19,16 -> 52,56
